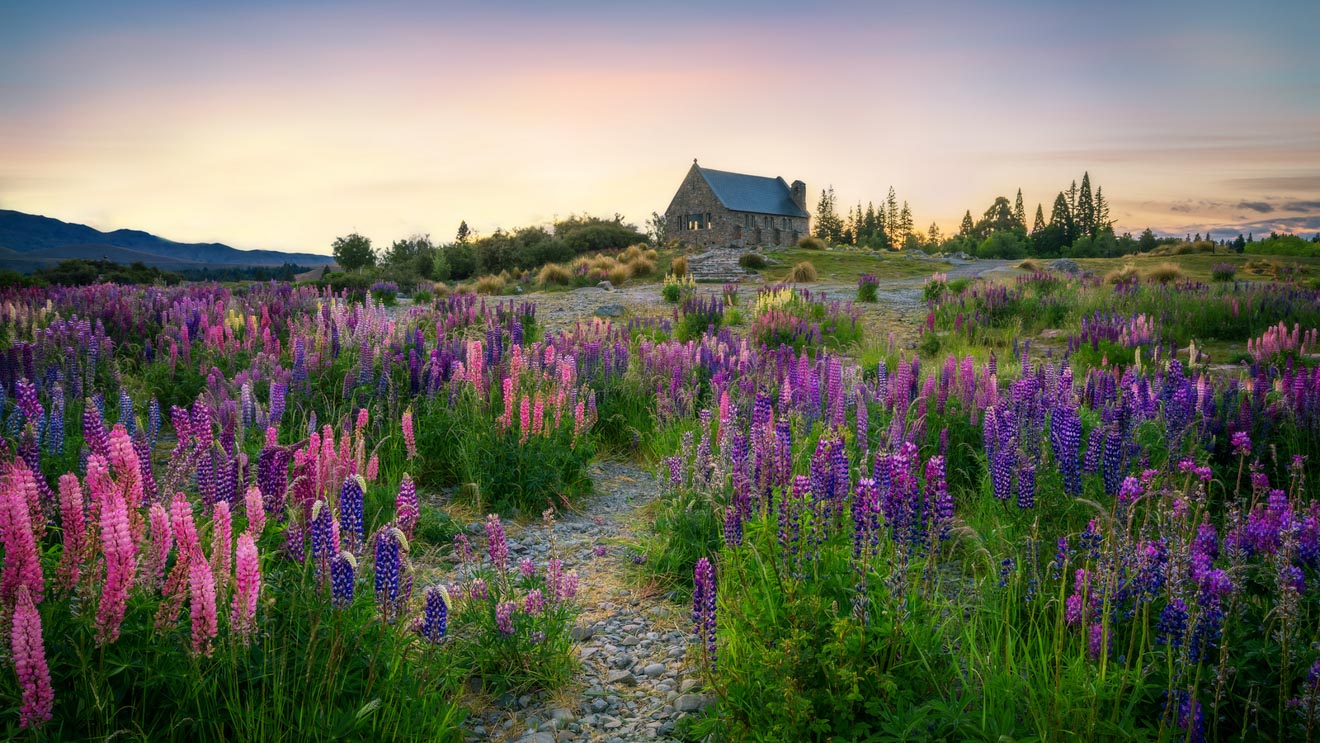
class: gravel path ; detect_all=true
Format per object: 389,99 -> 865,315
428,461 -> 700,743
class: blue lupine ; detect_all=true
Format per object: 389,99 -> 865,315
339,475 -> 365,551
417,586 -> 448,644
330,552 -> 355,608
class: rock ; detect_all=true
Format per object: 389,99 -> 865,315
549,708 -> 575,728
643,663 -> 667,677
1049,258 -> 1081,275
619,636 -> 640,647
521,733 -> 555,743
571,623 -> 597,641
674,694 -> 713,713
594,304 -> 626,318
591,698 -> 610,713
605,670 -> 636,686
597,280 -> 613,291
680,678 -> 701,693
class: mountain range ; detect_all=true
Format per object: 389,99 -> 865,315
0,209 -> 335,272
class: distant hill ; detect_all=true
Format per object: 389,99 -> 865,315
0,209 -> 334,271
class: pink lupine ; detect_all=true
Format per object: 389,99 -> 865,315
355,407 -> 369,434
402,407 -> 417,460
108,424 -> 144,510
188,546 -> 218,656
519,397 -> 531,443
230,532 -> 261,641
500,377 -> 515,431
11,586 -> 53,729
10,464 -> 43,538
156,493 -> 198,631
532,392 -> 545,437
144,503 -> 172,589
96,488 -> 136,644
366,454 -> 379,483
211,501 -> 233,600
244,485 -> 265,535
265,426 -> 279,447
56,473 -> 86,590
1,465 -> 45,605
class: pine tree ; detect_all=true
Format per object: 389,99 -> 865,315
1094,187 -> 1111,233
1066,180 -> 1078,216
814,187 -> 842,243
456,220 -> 471,243
863,203 -> 878,244
1076,172 -> 1095,238
1032,204 -> 1046,235
886,187 -> 899,234
899,202 -> 914,244
927,221 -> 942,246
1014,189 -> 1026,229
959,211 -> 975,237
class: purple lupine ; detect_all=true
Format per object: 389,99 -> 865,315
83,398 -> 110,458
693,557 -> 717,671
310,500 -> 335,572
395,474 -> 419,540
1049,406 -> 1082,496
417,586 -> 448,644
339,475 -> 365,552
927,455 -> 953,540
991,449 -> 1015,503
1016,461 -> 1035,510
330,552 -> 355,608
146,397 -> 161,450
486,514 -> 509,573
495,601 -> 516,636
1083,428 -> 1103,474
1102,428 -> 1123,496
1157,598 -> 1188,648
373,527 -> 404,620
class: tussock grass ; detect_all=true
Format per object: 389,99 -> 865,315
670,255 -> 689,277
790,261 -> 818,282
537,263 -> 574,286
474,274 -> 506,295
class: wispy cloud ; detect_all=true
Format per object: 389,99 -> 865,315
1237,200 -> 1275,213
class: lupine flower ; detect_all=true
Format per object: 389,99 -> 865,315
1157,598 -> 1188,648
188,546 -> 218,656
417,585 -> 448,644
96,488 -> 136,644
519,558 -> 536,579
524,588 -> 545,615
486,514 -> 509,573
402,407 -> 417,460
1230,430 -> 1251,457
10,586 -> 53,729
330,552 -> 356,608
244,485 -> 265,535
468,578 -> 489,600
211,501 -> 233,598
693,557 -> 717,670
339,475 -> 365,551
395,473 -> 419,540
231,532 -> 261,641
1016,461 -> 1035,510
373,527 -> 407,621
55,473 -> 86,590
496,600 -> 517,635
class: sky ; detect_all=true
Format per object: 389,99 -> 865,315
1,0 -> 1318,254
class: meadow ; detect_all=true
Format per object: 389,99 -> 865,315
1,249 -> 1319,741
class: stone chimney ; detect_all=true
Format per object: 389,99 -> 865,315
790,180 -> 807,212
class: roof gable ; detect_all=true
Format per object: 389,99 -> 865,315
697,167 -> 809,218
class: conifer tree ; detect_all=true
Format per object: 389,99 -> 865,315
1094,187 -> 1111,233
886,187 -> 899,233
1076,172 -> 1095,237
927,221 -> 942,246
1032,204 -> 1046,235
959,210 -> 975,237
1014,189 -> 1026,229
899,202 -> 914,243
813,187 -> 842,243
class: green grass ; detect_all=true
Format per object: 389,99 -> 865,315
1075,252 -> 1320,283
757,247 -> 950,283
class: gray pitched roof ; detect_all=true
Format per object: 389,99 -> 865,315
697,167 -> 809,218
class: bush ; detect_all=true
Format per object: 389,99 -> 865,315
739,253 -> 768,270
474,274 -> 507,295
628,256 -> 656,277
410,289 -> 434,304
797,235 -> 827,250
789,261 -> 817,282
1211,262 -> 1237,282
662,272 -> 694,303
537,263 -> 574,286
1145,262 -> 1183,284
1017,259 -> 1041,271
857,273 -> 878,302
671,255 -> 689,277
606,263 -> 633,286
1104,265 -> 1140,284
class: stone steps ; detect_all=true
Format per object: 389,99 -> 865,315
687,249 -> 754,283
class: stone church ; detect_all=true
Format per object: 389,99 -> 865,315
664,160 -> 810,249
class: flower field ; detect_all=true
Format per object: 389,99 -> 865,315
1,267 -> 1319,740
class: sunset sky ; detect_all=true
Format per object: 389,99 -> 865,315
2,1 -> 1317,254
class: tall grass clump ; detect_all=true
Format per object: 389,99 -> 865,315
537,262 -> 574,286
670,255 -> 689,277
1146,262 -> 1184,284
789,261 -> 817,282
797,235 -> 827,250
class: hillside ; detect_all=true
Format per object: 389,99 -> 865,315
0,209 -> 334,270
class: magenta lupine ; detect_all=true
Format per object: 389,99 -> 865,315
524,588 -> 545,616
144,502 -> 172,590
56,473 -> 86,590
486,514 -> 509,573
519,557 -> 536,579
366,454 -> 379,483
156,492 -> 199,631
11,586 -> 53,729
1,465 -> 45,606
495,600 -> 517,635
96,488 -> 136,644
395,473 -> 419,540
188,545 -> 218,656
693,557 -> 717,671
231,532 -> 261,641
519,396 -> 531,443
402,406 -> 417,460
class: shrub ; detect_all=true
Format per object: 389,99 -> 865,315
606,263 -> 633,286
411,289 -> 434,305
671,255 -> 689,277
628,256 -> 656,277
739,253 -> 768,270
662,272 -> 695,303
1017,259 -> 1041,271
474,274 -> 507,295
1145,262 -> 1183,284
857,273 -> 879,302
789,261 -> 818,282
798,235 -> 827,250
618,244 -> 647,264
1211,262 -> 1237,282
1104,265 -> 1140,284
537,263 -> 574,286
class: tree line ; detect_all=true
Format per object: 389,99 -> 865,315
331,214 -> 644,283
